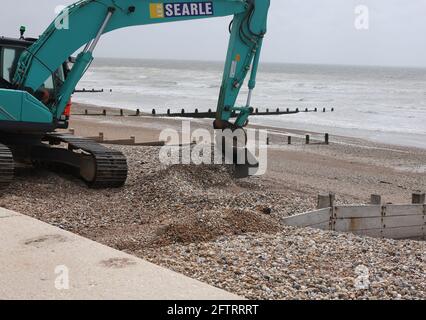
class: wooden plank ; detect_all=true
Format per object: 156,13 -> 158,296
317,194 -> 331,209
335,217 -> 382,232
102,138 -> 135,145
307,217 -> 332,227
383,215 -> 425,229
351,229 -> 383,238
283,216 -> 330,228
385,205 -> 423,217
382,226 -> 424,239
282,208 -> 331,227
335,206 -> 381,219
308,221 -> 331,230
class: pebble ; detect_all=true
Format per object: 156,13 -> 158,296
144,231 -> 426,300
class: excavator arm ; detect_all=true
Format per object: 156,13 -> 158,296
12,0 -> 270,129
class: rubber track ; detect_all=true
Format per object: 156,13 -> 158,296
0,143 -> 14,190
46,133 -> 128,188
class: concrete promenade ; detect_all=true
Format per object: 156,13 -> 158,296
0,207 -> 240,300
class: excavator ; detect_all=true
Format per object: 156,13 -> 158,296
0,0 -> 270,189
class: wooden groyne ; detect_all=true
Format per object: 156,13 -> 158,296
282,192 -> 426,240
76,107 -> 335,118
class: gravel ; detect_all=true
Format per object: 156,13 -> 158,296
0,144 -> 424,300
0,146 -> 305,248
143,229 -> 425,300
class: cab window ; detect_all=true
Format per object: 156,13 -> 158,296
41,66 -> 65,91
36,65 -> 65,106
1,47 -> 21,82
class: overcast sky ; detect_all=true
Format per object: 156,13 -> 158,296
2,0 -> 426,67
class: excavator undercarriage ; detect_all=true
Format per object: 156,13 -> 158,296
0,143 -> 14,190
0,133 -> 127,190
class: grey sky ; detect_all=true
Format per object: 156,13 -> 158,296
2,0 -> 426,67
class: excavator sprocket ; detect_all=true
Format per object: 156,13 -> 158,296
0,143 -> 14,190
37,133 -> 128,188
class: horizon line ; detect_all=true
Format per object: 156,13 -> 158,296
93,56 -> 426,70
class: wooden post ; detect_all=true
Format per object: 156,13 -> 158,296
305,135 -> 310,144
99,132 -> 104,142
412,193 -> 425,204
329,193 -> 335,207
287,136 -> 292,145
325,133 -> 329,145
370,194 -> 382,205
318,193 -> 332,209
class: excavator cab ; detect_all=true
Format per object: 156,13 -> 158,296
0,35 -> 127,189
0,36 -> 70,128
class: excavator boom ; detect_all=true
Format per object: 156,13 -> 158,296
13,0 -> 270,128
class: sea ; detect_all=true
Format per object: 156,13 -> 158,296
73,58 -> 426,149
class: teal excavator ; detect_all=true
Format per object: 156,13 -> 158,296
0,0 -> 270,189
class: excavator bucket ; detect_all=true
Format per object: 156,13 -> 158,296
234,148 -> 260,179
219,145 -> 259,179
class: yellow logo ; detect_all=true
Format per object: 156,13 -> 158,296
150,3 -> 164,18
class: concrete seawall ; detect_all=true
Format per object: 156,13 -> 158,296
0,207 -> 240,300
